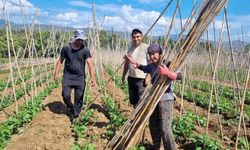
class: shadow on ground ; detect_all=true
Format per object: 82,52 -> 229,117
43,101 -> 68,115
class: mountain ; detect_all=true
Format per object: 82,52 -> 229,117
0,19 -> 75,31
222,40 -> 249,51
0,20 -> 249,50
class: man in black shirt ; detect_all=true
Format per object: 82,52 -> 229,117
54,30 -> 95,119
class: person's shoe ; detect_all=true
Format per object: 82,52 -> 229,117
73,113 -> 79,119
67,108 -> 74,117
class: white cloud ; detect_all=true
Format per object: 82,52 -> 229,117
210,15 -> 250,41
245,31 -> 250,37
102,16 -> 126,31
47,10 -> 92,28
69,2 -> 172,34
8,0 -> 34,7
56,12 -> 79,22
228,15 -> 250,30
0,0 -> 42,25
0,0 -> 38,15
245,32 -> 250,39
88,4 -> 167,33
2,1 -> 250,41
230,15 -> 250,23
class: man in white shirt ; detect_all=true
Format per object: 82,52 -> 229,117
121,29 -> 149,107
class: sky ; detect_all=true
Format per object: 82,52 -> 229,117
1,0 -> 250,41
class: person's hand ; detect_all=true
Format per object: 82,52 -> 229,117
54,73 -> 59,81
157,64 -> 177,80
124,54 -> 139,68
121,76 -> 126,84
90,78 -> 95,87
157,64 -> 169,76
123,54 -> 128,61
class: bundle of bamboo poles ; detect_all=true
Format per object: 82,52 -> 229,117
106,0 -> 228,149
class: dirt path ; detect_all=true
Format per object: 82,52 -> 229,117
5,86 -> 73,150
103,72 -> 154,147
3,71 -> 135,150
103,71 -> 132,117
76,83 -> 110,149
2,70 -> 243,149
77,72 -> 136,149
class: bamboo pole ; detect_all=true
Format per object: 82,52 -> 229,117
3,0 -> 18,113
186,64 -> 201,127
224,8 -> 242,105
162,0 -> 182,60
205,9 -> 225,135
107,0 -> 228,148
179,63 -> 186,117
205,27 -> 224,139
235,67 -> 250,150
5,0 -> 29,106
224,8 -> 250,149
165,0 -> 199,62
81,0 -> 175,115
236,33 -> 249,146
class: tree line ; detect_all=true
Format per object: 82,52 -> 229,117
0,28 -> 248,58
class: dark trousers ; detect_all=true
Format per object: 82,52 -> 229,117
62,84 -> 85,116
127,76 -> 145,106
149,100 -> 176,150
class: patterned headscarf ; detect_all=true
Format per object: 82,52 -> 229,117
147,44 -> 163,54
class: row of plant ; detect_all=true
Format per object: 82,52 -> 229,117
104,64 -> 249,119
0,73 -> 53,111
175,111 -> 248,149
0,69 -> 10,74
0,81 -> 58,149
190,64 -> 247,84
72,80 -> 96,149
104,65 -> 130,107
102,95 -> 126,138
173,111 -> 223,150
105,64 -> 223,148
178,82 -> 233,115
189,79 -> 250,104
0,61 -> 54,74
104,66 -> 148,149
104,65 -> 128,94
175,82 -> 250,129
0,64 -> 54,92
97,76 -> 126,138
104,65 -> 250,149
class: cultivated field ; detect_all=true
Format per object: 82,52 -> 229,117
0,0 -> 249,149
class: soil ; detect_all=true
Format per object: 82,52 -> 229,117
75,71 -> 153,149
2,69 -> 247,149
103,71 -> 153,146
5,86 -> 73,150
76,84 -> 110,149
